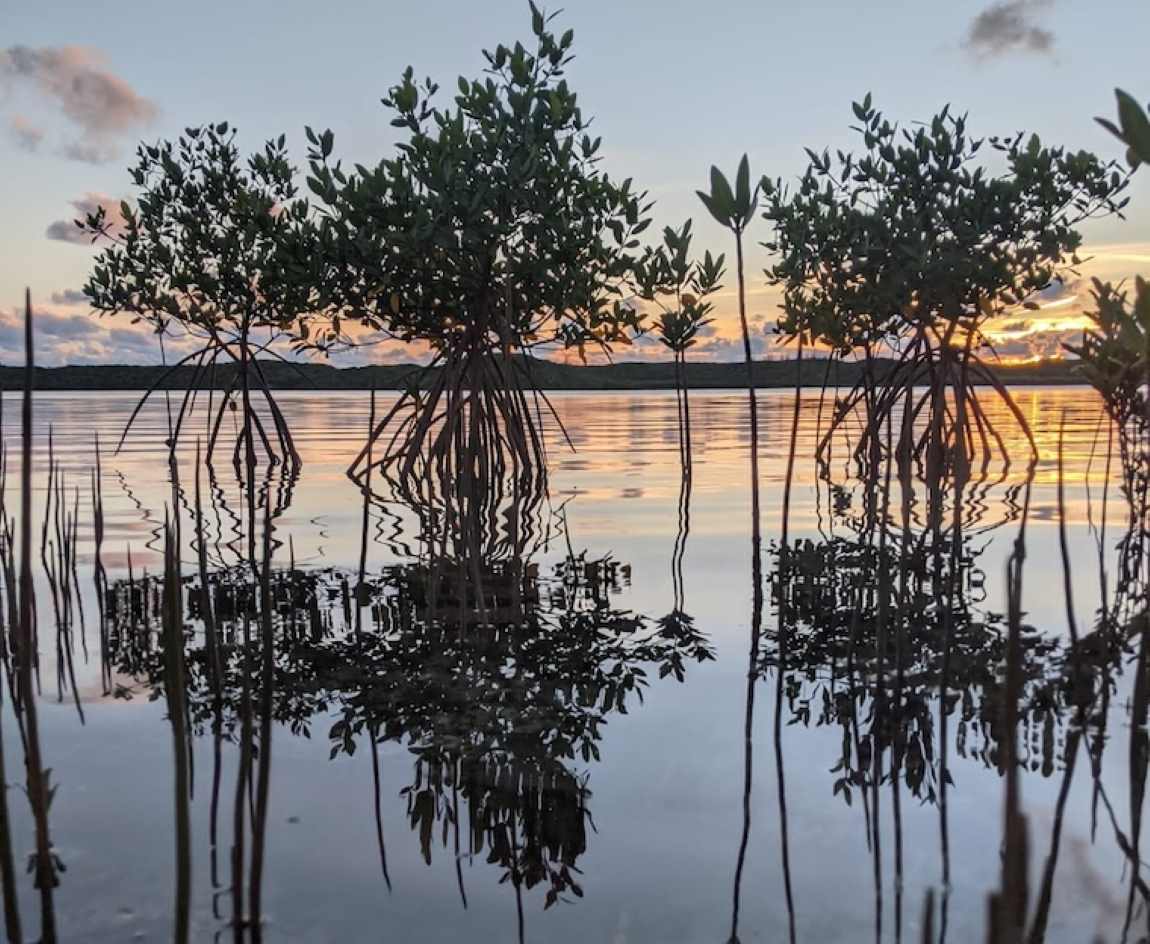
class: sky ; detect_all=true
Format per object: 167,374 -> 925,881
3,0 -> 1149,366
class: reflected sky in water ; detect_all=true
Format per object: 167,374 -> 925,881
0,386 -> 1136,943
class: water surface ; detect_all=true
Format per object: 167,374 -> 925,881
0,386 -> 1135,943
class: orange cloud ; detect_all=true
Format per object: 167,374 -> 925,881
982,243 -> 1150,362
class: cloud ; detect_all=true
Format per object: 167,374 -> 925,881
107,327 -> 159,350
965,0 -> 1055,59
45,220 -> 87,243
0,306 -> 126,365
50,288 -> 89,306
8,113 -> 43,151
0,45 -> 156,162
59,140 -> 117,164
988,329 -> 1081,362
38,313 -> 100,339
691,335 -> 772,360
0,305 -> 196,367
1029,278 -> 1081,304
45,192 -> 124,244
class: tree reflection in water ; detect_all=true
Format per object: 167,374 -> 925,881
79,386 -> 1150,942
106,539 -> 714,939
763,532 -> 1105,800
762,451 -> 1140,942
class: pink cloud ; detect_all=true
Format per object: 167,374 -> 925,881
0,304 -> 166,366
0,45 -> 156,163
45,192 -> 125,244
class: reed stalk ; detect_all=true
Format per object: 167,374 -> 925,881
18,290 -> 57,942
0,557 -> 21,944
161,510 -> 192,944
773,334 -> 804,944
249,495 -> 276,934
728,221 -> 764,944
987,480 -> 1033,944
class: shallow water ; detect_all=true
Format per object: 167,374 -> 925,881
0,386 -> 1137,942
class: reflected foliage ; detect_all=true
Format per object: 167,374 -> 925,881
763,531 -> 1122,807
106,549 -> 713,910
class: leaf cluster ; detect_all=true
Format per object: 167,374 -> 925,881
300,4 -> 652,361
1066,277 -> 1150,428
632,220 -> 724,354
762,96 -> 1131,354
696,155 -> 757,233
81,123 -> 322,348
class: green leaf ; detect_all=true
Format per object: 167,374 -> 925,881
696,190 -> 725,227
742,196 -> 758,229
1096,116 -> 1122,140
1116,89 -> 1150,164
709,165 -> 735,219
735,154 -> 750,216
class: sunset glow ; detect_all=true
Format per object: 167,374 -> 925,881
3,4 -> 1147,369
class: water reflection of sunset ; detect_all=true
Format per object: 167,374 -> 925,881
0,385 -> 1120,606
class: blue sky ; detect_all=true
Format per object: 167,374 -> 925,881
3,0 -> 1149,363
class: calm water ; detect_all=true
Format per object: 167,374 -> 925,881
0,387 -> 1136,942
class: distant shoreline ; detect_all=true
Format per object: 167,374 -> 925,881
0,357 -> 1082,392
